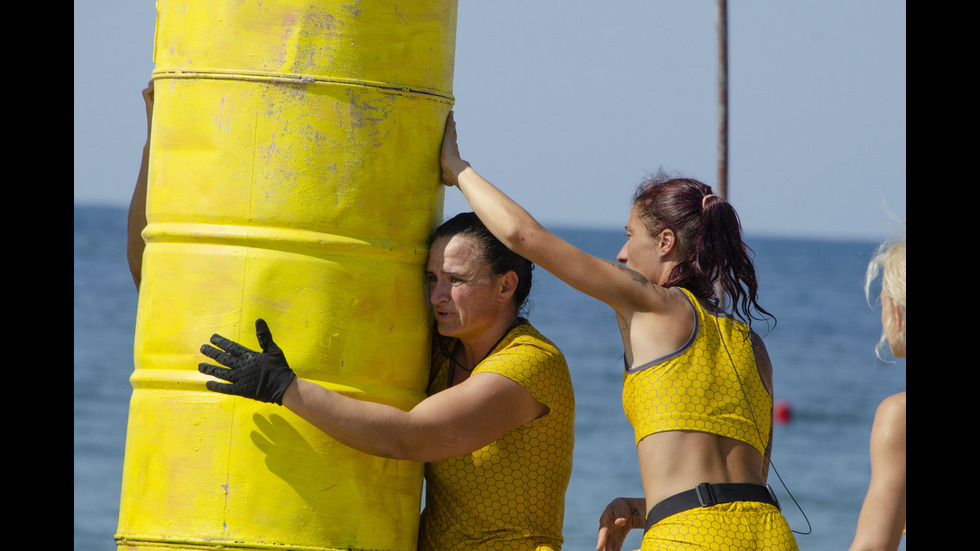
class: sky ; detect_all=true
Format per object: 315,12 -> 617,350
74,1 -> 905,242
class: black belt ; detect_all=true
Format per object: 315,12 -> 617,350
645,483 -> 780,531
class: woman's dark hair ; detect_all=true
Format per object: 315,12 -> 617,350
632,170 -> 773,326
430,212 -> 534,316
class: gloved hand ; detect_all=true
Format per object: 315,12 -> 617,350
199,319 -> 297,405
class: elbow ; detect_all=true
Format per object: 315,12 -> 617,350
382,439 -> 417,462
371,424 -> 433,462
382,437 -> 436,463
382,427 -> 463,463
500,226 -> 526,252
499,217 -> 543,256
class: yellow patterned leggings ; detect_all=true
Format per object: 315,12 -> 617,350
641,501 -> 798,551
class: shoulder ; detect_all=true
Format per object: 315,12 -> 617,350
877,391 -> 906,415
867,392 -> 906,484
870,394 -> 906,495
495,323 -> 566,363
479,323 -> 571,394
872,392 -> 906,444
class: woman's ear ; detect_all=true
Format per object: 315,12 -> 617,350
496,271 -> 519,303
887,297 -> 907,357
890,298 -> 905,333
658,228 -> 677,257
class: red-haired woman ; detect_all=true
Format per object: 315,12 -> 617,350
441,113 -> 798,551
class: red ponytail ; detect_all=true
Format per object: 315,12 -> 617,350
632,171 -> 774,326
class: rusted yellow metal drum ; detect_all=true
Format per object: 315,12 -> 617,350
116,2 -> 457,550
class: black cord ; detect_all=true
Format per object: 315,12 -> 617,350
710,299 -> 812,536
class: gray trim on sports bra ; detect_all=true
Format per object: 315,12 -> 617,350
625,292 -> 699,375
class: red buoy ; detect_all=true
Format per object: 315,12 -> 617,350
774,399 -> 792,424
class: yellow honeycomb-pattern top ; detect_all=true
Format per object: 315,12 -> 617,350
622,288 -> 771,455
419,322 -> 574,551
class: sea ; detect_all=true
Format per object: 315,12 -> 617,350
74,205 -> 906,551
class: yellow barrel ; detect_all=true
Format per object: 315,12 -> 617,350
116,2 -> 457,550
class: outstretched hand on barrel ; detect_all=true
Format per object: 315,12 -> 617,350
199,319 -> 297,405
440,111 -> 471,187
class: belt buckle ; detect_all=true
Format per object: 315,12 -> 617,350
695,482 -> 716,507
766,484 -> 781,511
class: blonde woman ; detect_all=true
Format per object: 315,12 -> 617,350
850,235 -> 906,551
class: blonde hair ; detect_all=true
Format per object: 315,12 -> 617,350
865,229 -> 906,359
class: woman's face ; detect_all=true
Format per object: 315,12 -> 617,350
881,291 -> 907,358
617,206 -> 667,284
426,235 -> 509,342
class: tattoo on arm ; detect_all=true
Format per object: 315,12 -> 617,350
607,260 -> 650,287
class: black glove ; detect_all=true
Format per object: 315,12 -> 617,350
198,319 -> 297,405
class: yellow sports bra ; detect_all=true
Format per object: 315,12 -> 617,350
622,288 -> 772,455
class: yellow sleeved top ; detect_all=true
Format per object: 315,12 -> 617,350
622,287 -> 771,455
418,321 -> 575,551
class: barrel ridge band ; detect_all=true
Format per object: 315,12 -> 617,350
151,68 -> 455,103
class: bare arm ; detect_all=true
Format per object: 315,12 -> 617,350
127,82 -> 153,289
441,112 -> 670,317
849,392 -> 906,551
201,319 -> 548,462
283,370 -> 547,462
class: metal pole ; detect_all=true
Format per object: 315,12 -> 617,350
716,0 -> 729,199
